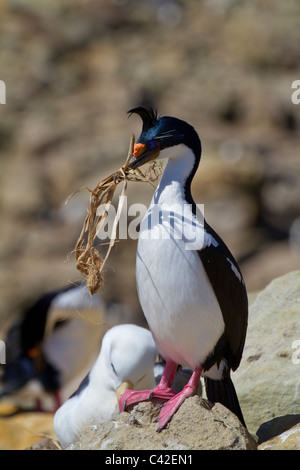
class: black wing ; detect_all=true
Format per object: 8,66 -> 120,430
198,220 -> 248,372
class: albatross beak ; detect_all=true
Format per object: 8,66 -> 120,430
129,143 -> 160,170
116,380 -> 133,401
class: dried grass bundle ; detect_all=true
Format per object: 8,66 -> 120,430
73,135 -> 162,295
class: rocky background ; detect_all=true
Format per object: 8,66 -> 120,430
26,270 -> 300,451
0,0 -> 300,450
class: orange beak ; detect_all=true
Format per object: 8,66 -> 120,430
133,143 -> 146,158
130,142 -> 160,169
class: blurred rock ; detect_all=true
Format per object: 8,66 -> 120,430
261,163 -> 300,235
241,241 -> 300,292
257,414 -> 300,445
0,410 -> 55,450
233,271 -> 300,435
26,437 -> 60,450
258,423 -> 300,450
1,0 -> 300,325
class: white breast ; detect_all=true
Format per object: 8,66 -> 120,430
136,146 -> 226,370
136,198 -> 225,370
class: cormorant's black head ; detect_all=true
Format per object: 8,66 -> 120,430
128,106 -> 201,170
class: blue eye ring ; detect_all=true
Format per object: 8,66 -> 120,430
147,140 -> 157,150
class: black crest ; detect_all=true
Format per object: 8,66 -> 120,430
127,106 -> 158,132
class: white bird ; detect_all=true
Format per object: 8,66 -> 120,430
53,324 -> 157,449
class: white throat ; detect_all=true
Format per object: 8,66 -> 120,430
154,144 -> 196,205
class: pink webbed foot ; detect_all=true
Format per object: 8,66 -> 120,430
154,365 -> 203,431
118,360 -> 178,412
119,386 -> 177,412
119,389 -> 151,412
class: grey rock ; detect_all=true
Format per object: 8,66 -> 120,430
258,423 -> 300,450
233,270 -> 300,435
25,438 -> 60,450
68,396 -> 257,450
257,414 -> 300,444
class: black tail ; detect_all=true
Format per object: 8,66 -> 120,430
205,376 -> 246,428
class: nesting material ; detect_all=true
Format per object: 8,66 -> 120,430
74,135 -> 162,295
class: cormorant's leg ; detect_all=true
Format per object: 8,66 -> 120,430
154,365 -> 203,431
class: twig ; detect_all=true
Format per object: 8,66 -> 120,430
73,134 -> 162,295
